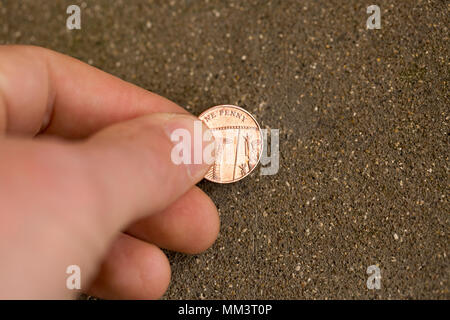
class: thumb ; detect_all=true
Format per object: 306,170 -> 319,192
79,112 -> 215,234
0,112 -> 214,298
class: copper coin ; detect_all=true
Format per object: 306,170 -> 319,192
199,105 -> 262,183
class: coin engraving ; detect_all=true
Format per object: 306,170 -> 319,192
199,105 -> 262,183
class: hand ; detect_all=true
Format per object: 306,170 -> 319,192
0,45 -> 219,299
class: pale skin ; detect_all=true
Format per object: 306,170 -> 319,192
0,45 -> 220,299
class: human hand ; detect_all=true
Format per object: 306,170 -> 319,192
0,45 -> 219,299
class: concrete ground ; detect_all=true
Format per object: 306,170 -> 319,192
1,0 -> 448,299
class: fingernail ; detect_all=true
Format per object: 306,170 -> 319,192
163,114 -> 216,180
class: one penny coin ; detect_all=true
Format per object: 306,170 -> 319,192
199,105 -> 262,183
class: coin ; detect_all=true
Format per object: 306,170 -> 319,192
199,105 -> 262,183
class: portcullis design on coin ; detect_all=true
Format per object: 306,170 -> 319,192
199,105 -> 262,183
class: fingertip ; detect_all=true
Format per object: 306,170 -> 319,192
88,234 -> 171,300
127,187 -> 220,255
183,187 -> 220,254
163,113 -> 215,181
139,243 -> 172,299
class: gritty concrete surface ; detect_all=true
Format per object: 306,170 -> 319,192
0,0 -> 448,299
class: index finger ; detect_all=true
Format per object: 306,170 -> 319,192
0,45 -> 187,138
